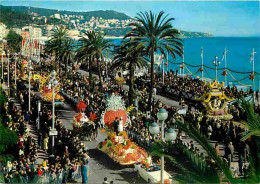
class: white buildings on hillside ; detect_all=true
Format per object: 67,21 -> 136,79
0,23 -> 8,40
54,13 -> 61,19
22,26 -> 42,38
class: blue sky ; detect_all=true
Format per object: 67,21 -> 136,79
1,1 -> 260,37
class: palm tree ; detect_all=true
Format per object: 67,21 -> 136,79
76,31 -> 95,91
125,11 -> 183,111
239,98 -> 260,183
45,26 -> 68,75
79,31 -> 113,92
60,39 -> 75,78
113,39 -> 149,105
151,120 -> 233,183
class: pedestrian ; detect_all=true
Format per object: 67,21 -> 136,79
238,154 -> 244,176
113,117 -> 119,134
81,161 -> 88,184
228,142 -> 234,162
215,143 -> 220,156
103,177 -> 109,184
38,133 -> 43,149
224,144 -> 232,166
43,135 -> 49,152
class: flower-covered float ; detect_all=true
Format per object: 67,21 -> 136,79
98,131 -> 148,165
72,102 -> 98,139
39,74 -> 64,106
98,93 -> 148,165
196,80 -> 234,120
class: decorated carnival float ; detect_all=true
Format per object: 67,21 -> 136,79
98,94 -> 148,165
38,74 -> 64,105
72,102 -> 97,132
196,80 -> 234,120
18,60 -> 29,80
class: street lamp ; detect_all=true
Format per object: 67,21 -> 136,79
50,70 -> 58,157
165,128 -> 177,142
7,51 -> 10,87
28,60 -> 33,111
157,108 -> 167,184
148,108 -> 176,184
149,122 -> 160,135
212,56 -> 221,81
14,53 -> 18,86
1,49 -> 3,80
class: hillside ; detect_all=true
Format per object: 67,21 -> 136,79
0,5 -> 213,38
1,5 -> 131,21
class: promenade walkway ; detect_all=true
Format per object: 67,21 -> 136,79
2,83 -> 48,166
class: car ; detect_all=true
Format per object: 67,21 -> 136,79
134,163 -> 172,183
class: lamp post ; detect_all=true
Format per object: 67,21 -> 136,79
7,51 -> 10,87
28,60 -> 33,111
1,50 -> 3,80
212,56 -> 221,81
14,53 -> 18,86
149,108 -> 176,184
50,70 -> 58,157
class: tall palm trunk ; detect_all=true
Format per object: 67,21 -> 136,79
96,56 -> 103,93
65,57 -> 68,79
129,60 -> 135,105
148,46 -> 155,111
89,56 -> 93,92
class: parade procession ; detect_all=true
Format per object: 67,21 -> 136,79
0,1 -> 260,184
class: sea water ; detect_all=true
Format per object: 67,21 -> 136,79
111,37 -> 260,89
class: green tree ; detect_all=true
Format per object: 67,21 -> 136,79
5,30 -> 22,55
125,11 -> 183,110
45,26 -> 68,75
113,39 -> 148,105
76,31 -> 95,91
60,39 -> 75,78
239,98 -> 260,183
77,31 -> 113,92
151,120 -> 233,183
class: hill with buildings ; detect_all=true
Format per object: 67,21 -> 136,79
0,5 -> 213,39
1,5 -> 131,21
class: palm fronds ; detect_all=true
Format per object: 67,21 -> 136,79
175,120 -> 233,182
239,98 -> 260,141
151,141 -> 221,183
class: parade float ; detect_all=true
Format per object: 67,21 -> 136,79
38,74 -> 64,105
98,131 -> 148,165
196,80 -> 234,120
72,101 -> 98,139
72,102 -> 97,129
98,94 -> 148,165
18,60 -> 29,80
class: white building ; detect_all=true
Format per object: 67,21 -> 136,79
0,23 -> 7,39
54,13 -> 61,19
45,25 -> 55,37
31,27 -> 42,38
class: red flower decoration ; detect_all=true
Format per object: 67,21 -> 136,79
249,74 -> 255,80
221,71 -> 228,76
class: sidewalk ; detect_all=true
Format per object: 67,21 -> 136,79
2,82 -> 48,166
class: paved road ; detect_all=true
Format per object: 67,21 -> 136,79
56,102 -> 146,184
74,68 -> 181,107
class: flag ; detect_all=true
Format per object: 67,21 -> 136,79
250,50 -> 256,63
222,49 -> 228,61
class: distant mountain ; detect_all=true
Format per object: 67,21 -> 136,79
0,5 -> 213,38
0,5 -> 131,21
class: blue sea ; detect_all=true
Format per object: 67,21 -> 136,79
111,37 -> 260,90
